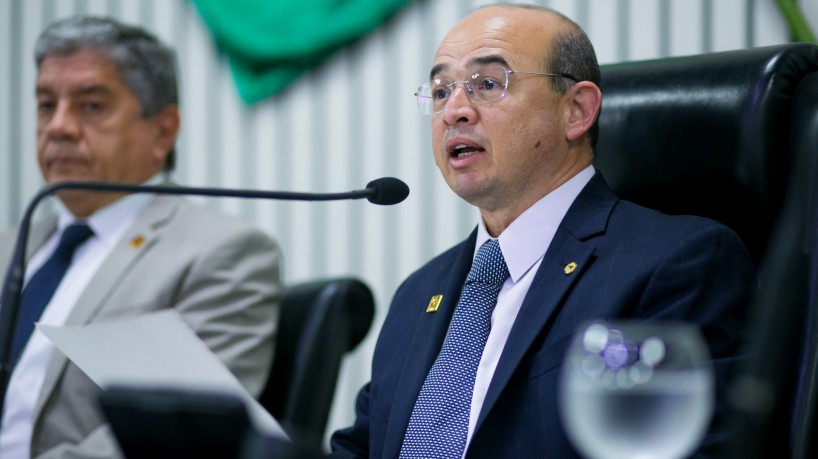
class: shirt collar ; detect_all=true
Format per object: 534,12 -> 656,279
475,166 -> 595,283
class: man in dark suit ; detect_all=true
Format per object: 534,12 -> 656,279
0,17 -> 281,458
331,3 -> 754,458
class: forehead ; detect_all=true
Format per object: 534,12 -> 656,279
37,48 -> 125,91
432,6 -> 558,76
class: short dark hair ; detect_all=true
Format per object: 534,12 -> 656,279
546,14 -> 601,149
477,3 -> 602,148
35,16 -> 179,171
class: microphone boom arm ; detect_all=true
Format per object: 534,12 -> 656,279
0,177 -> 407,420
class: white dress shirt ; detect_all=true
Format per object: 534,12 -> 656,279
464,165 -> 595,451
0,175 -> 160,458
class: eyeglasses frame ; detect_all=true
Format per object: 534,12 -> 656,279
414,66 -> 580,115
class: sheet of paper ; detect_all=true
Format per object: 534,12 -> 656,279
38,309 -> 287,439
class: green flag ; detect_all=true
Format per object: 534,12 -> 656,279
191,0 -> 412,104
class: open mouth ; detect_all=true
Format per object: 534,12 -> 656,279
450,143 -> 485,158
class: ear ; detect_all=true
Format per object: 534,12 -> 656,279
151,105 -> 181,165
564,81 -> 602,142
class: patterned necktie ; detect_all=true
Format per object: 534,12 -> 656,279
10,223 -> 94,364
400,239 -> 510,458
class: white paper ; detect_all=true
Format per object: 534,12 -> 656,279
37,310 -> 287,439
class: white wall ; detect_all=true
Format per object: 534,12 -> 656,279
0,0 -> 793,448
805,0 -> 818,41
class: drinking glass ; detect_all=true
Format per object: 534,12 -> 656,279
559,321 -> 715,459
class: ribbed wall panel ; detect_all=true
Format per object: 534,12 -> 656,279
0,0 -> 794,445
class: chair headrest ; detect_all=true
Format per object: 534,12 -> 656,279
595,43 -> 818,262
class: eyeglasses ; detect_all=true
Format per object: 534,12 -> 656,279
414,64 -> 579,115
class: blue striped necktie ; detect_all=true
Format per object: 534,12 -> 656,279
400,239 -> 509,458
11,223 -> 94,364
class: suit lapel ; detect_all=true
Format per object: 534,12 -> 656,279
381,231 -> 477,458
65,196 -> 178,326
26,218 -> 58,261
473,173 -> 617,435
0,216 -> 59,288
35,196 -> 179,416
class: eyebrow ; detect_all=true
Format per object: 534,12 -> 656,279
429,54 -> 511,80
35,84 -> 113,98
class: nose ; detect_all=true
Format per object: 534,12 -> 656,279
448,80 -> 474,102
42,102 -> 81,140
441,82 -> 478,125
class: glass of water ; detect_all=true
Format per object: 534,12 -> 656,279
558,321 -> 715,459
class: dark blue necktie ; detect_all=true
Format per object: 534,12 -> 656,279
11,223 -> 94,364
400,239 -> 509,458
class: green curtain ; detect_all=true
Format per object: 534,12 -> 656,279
190,0 -> 412,104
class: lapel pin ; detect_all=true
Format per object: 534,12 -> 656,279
564,262 -> 578,275
426,295 -> 443,313
129,235 -> 146,249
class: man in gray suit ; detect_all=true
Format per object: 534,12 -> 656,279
0,16 -> 281,458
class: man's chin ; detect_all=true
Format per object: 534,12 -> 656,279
45,171 -> 95,183
45,177 -> 108,209
51,188 -> 117,218
449,175 -> 487,199
45,174 -> 95,185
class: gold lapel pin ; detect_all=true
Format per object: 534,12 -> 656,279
564,262 -> 578,275
426,295 -> 443,313
129,235 -> 146,249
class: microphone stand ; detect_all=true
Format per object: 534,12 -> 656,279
0,178 -> 408,421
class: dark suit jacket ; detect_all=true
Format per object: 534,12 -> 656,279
331,173 -> 755,458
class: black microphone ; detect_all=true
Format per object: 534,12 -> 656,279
0,177 -> 409,419
365,177 -> 410,205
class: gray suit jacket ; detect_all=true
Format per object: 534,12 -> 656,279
0,195 -> 282,458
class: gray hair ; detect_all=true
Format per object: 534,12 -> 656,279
35,16 -> 179,170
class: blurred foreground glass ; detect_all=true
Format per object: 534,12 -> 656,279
559,321 -> 715,459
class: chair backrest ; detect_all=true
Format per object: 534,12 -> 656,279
257,277 -> 375,453
594,43 -> 818,459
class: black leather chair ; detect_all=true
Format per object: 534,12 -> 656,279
257,277 -> 375,453
595,43 -> 818,459
99,277 -> 374,458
